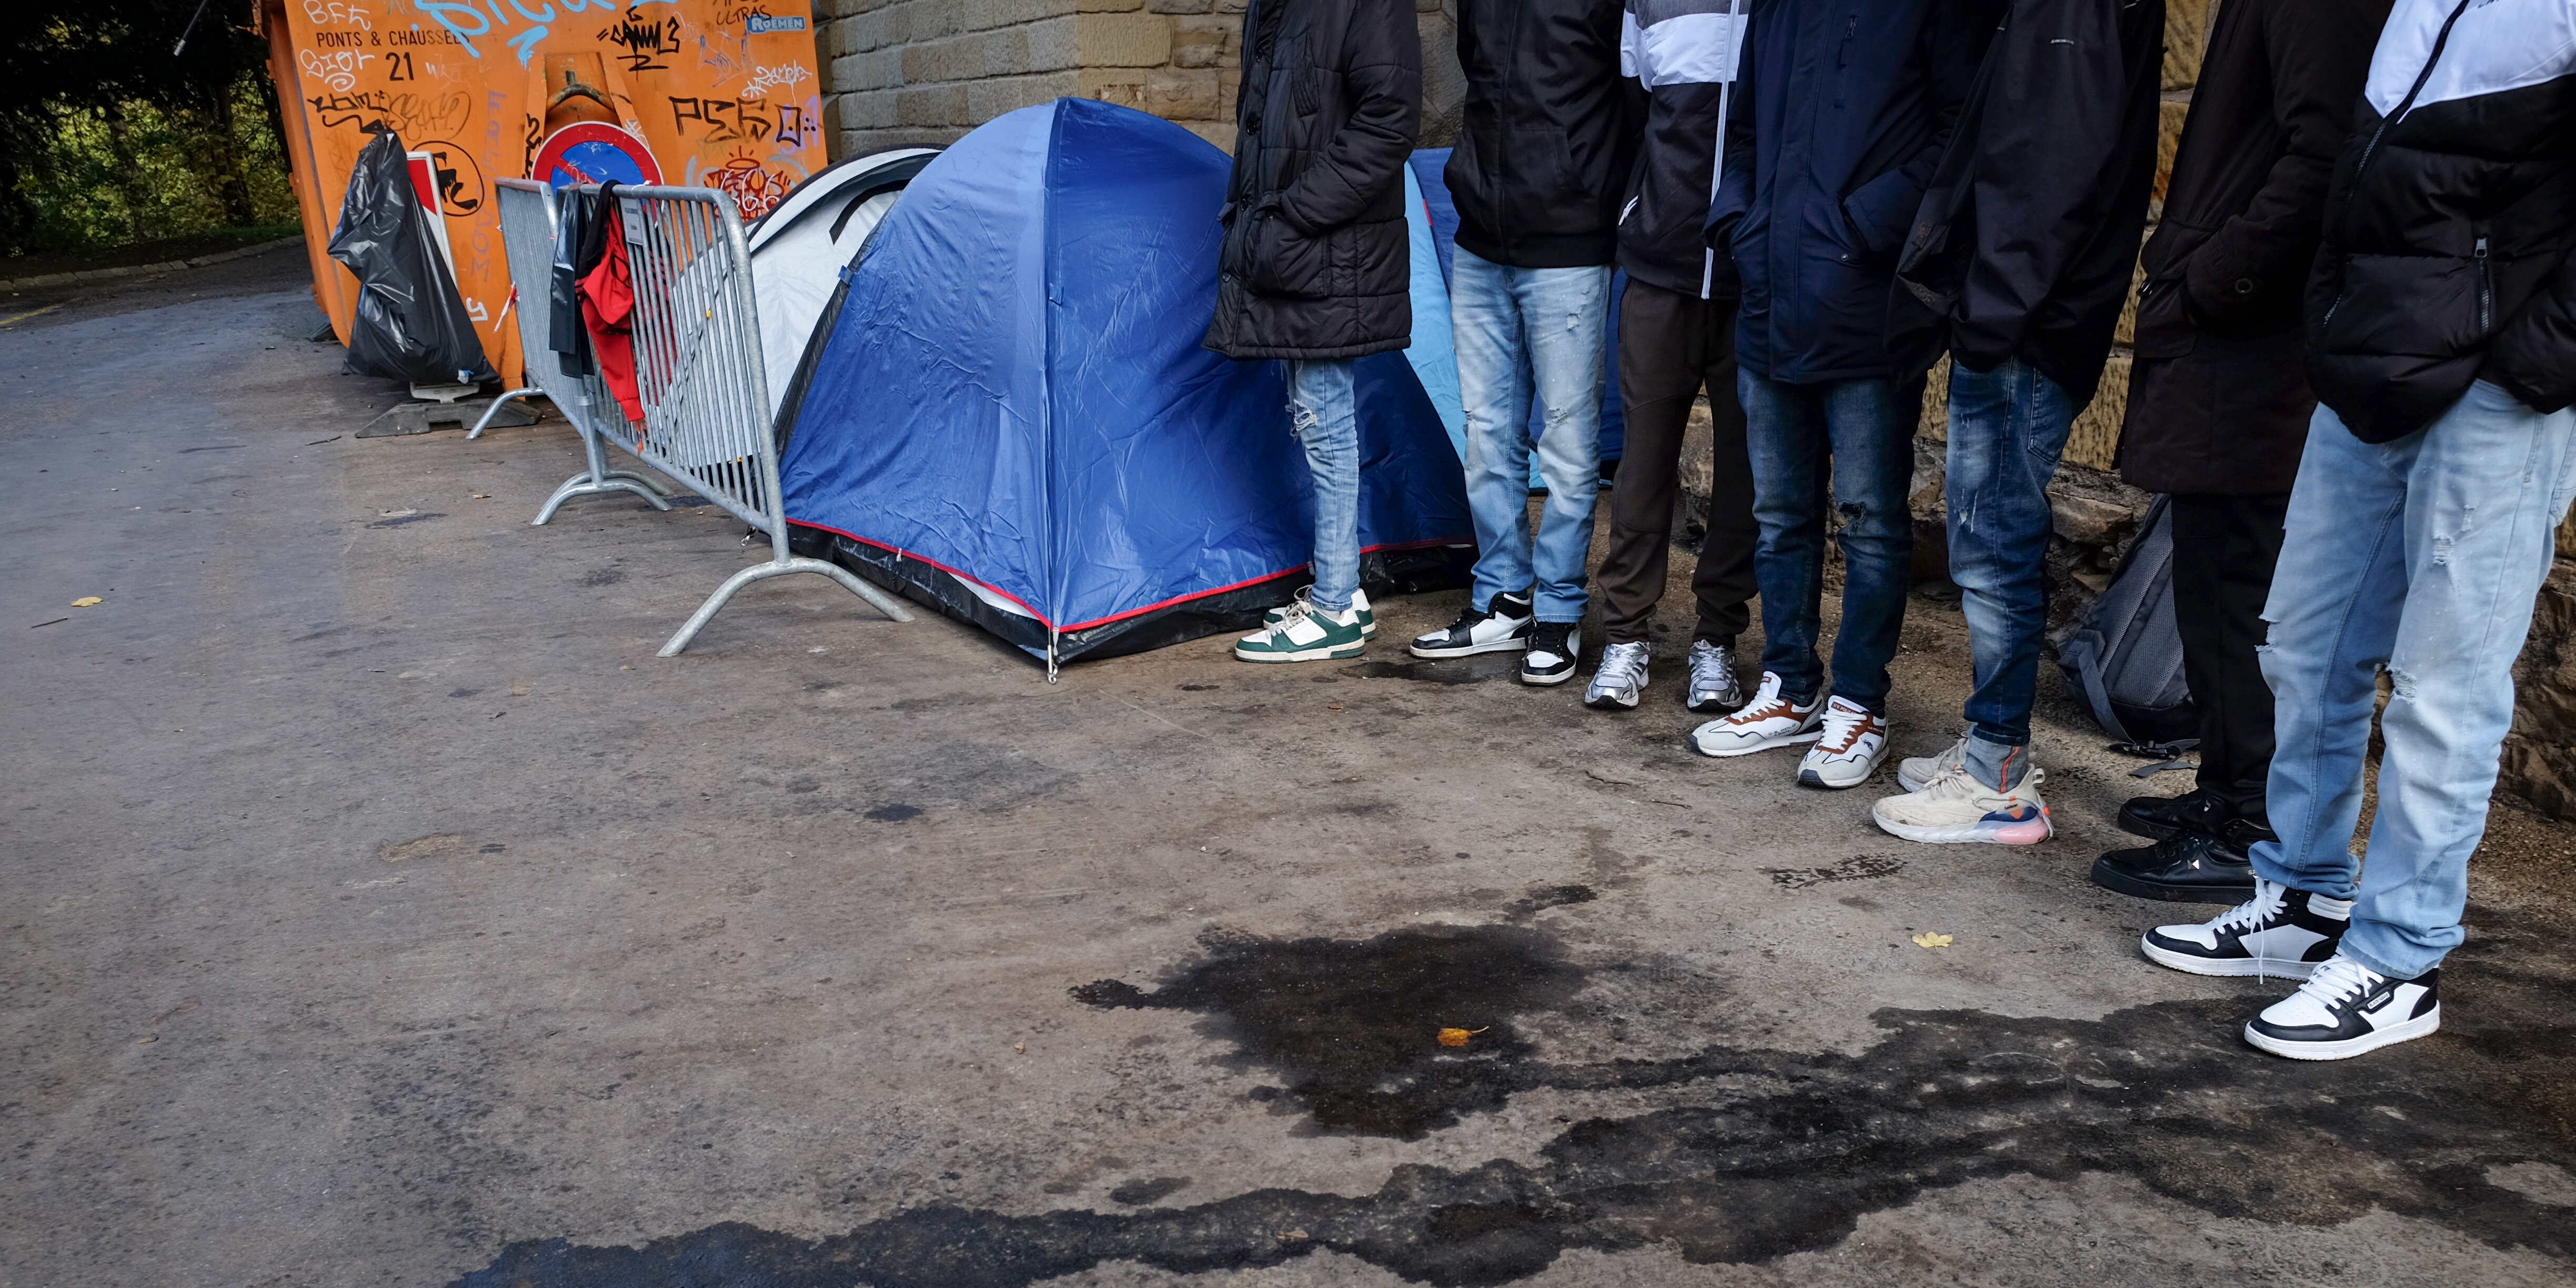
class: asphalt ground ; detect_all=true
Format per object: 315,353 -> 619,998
3,247 -> 2572,1287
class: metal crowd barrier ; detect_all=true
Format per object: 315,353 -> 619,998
478,177 -> 676,525
600,184 -> 913,655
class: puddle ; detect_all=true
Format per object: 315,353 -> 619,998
1073,924 -> 1584,1139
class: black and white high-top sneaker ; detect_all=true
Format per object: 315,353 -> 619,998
2243,952 -> 2440,1061
1408,591 -> 1533,659
2140,879 -> 2350,978
1521,621 -> 1579,686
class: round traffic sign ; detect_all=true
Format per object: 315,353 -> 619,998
530,123 -> 663,189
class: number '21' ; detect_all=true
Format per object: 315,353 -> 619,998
386,51 -> 417,80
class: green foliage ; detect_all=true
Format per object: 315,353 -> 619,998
1,0 -> 291,257
11,77 -> 301,255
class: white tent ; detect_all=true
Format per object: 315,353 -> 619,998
747,147 -> 942,418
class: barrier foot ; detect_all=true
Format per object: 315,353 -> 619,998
659,556 -> 914,657
534,471 -> 671,526
468,388 -> 542,439
603,469 -> 676,497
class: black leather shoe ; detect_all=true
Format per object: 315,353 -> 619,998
2117,788 -> 2227,841
2090,819 -> 2271,903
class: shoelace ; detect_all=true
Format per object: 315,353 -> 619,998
1687,642 -> 1735,697
1815,701 -> 1875,754
2207,879 -> 2292,982
2297,954 -> 2384,1010
1595,641 -> 1648,689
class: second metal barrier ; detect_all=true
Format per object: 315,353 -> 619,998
604,184 -> 912,655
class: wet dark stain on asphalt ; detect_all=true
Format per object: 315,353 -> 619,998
1344,656 -> 1521,686
456,915 -> 2575,1287
1074,925 -> 1585,1139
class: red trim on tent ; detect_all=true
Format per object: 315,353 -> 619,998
787,518 -> 1470,635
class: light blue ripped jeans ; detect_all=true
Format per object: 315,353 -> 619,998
2253,381 -> 2576,980
1289,357 -> 1361,613
1451,246 -> 1610,623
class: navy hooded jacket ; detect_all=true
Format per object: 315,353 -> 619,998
1707,0 -> 1997,384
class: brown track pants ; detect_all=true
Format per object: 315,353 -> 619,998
1597,278 -> 1759,647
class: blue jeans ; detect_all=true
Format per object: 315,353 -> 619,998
1289,358 -> 1361,613
1451,246 -> 1609,623
1946,358 -> 2075,749
1739,373 -> 1915,710
2253,384 -> 2576,980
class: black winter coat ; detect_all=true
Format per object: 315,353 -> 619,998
2306,0 -> 2576,442
1447,0 -> 1641,269
1890,0 -> 2164,407
1205,0 -> 1423,361
2119,0 -> 2388,495
1709,0 -> 1997,383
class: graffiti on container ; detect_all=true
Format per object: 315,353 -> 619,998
601,8 -> 683,72
306,88 -> 474,139
302,0 -> 372,27
738,62 -> 808,97
298,48 -> 378,93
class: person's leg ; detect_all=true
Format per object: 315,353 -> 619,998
1292,357 -> 1362,611
1237,358 -> 1366,663
1943,357 -> 2075,784
2249,408 -> 2413,905
1818,377 -> 1915,713
2340,383 -> 2576,980
2170,491 -> 2292,827
2093,492 -> 2288,899
1596,279 -> 1696,646
1687,294 -> 1758,649
1737,371 -> 1830,705
1518,264 -> 1613,625
1451,248 -> 1538,614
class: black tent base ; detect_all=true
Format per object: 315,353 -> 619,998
792,525 -> 1473,666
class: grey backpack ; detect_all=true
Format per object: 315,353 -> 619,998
2055,495 -> 2198,749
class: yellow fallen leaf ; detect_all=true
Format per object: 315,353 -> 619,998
71,597 -> 102,607
1435,1026 -> 1490,1048
1912,932 -> 1954,949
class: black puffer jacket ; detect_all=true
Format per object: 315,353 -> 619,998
1204,0 -> 1423,360
2306,0 -> 2576,441
1446,0 -> 1640,268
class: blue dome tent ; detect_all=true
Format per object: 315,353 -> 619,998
778,98 -> 1473,667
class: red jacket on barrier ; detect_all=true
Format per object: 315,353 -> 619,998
579,201 -> 646,423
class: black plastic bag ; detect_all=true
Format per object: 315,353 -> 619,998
327,129 -> 495,385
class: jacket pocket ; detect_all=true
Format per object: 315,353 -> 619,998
1838,168 -> 1922,265
1240,207 -> 1332,300
2130,275 -> 2196,360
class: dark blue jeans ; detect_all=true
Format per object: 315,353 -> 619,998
1945,357 -> 2074,748
1739,371 -> 1915,712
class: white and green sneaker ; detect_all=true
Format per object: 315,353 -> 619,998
1264,586 -> 1373,638
1235,599 -> 1367,663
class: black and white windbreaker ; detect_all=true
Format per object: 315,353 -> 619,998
2307,0 -> 2576,441
1616,0 -> 1749,297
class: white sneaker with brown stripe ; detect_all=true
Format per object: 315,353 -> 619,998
1797,697 -> 1888,789
1687,671 -> 1824,758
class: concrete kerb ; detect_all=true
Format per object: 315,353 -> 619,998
0,235 -> 307,294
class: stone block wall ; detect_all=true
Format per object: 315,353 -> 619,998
814,0 -> 1463,157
